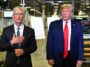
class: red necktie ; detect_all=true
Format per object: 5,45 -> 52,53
64,22 -> 68,58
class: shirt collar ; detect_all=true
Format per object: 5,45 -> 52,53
63,19 -> 71,23
14,23 -> 24,30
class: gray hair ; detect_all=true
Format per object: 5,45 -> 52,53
13,6 -> 25,15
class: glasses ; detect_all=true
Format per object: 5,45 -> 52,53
13,13 -> 24,16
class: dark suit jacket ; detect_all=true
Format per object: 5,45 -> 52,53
0,24 -> 37,67
46,19 -> 84,66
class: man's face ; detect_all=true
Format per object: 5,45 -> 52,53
13,9 -> 24,26
61,8 -> 72,21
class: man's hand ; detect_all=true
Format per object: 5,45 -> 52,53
10,34 -> 24,45
48,59 -> 54,66
77,60 -> 83,67
15,48 -> 24,57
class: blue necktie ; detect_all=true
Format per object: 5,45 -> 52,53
17,27 -> 20,64
17,27 -> 20,36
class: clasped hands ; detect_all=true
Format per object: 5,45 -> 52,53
10,34 -> 24,57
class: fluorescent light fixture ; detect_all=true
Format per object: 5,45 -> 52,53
4,11 -> 13,17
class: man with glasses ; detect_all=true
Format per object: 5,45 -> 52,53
0,6 -> 37,67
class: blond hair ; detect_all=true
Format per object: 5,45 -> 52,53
60,4 -> 73,12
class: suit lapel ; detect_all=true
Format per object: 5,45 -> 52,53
71,20 -> 76,38
8,25 -> 15,40
10,25 -> 15,33
23,25 -> 28,37
60,19 -> 64,42
57,20 -> 64,39
58,19 -> 63,33
70,20 -> 76,49
58,20 -> 64,47
59,20 -> 64,52
20,25 -> 27,47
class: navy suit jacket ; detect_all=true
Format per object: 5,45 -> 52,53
46,19 -> 84,63
0,24 -> 37,67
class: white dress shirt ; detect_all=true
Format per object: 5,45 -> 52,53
63,19 -> 71,51
14,24 -> 24,36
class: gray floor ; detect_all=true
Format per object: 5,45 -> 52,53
31,39 -> 50,67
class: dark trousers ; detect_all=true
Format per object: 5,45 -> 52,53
53,51 -> 77,67
16,64 -> 21,67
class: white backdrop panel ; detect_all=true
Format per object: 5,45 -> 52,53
31,16 -> 45,39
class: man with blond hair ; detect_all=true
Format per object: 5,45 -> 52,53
0,6 -> 37,67
46,4 -> 84,67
